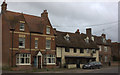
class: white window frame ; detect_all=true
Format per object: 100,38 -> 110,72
44,55 -> 56,65
86,49 -> 89,53
99,46 -> 102,51
19,37 -> 25,48
91,36 -> 94,41
104,46 -> 107,52
35,40 -> 38,49
92,49 -> 96,53
20,23 -> 25,31
105,56 -> 107,62
16,54 -> 31,65
46,26 -> 50,34
46,39 -> 51,49
85,37 -> 89,43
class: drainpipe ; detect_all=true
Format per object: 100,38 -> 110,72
11,29 -> 15,67
30,32 -> 32,65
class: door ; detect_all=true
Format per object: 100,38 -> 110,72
34,57 -> 37,67
38,56 -> 41,69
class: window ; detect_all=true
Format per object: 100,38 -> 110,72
92,49 -> 96,53
85,37 -> 89,43
99,46 -> 102,51
105,56 -> 107,62
46,26 -> 50,34
19,38 -> 25,48
91,36 -> 94,41
86,49 -> 89,53
16,54 -> 31,65
104,46 -> 107,52
80,49 -> 84,53
35,40 -> 38,49
20,23 -> 25,31
44,55 -> 55,64
103,38 -> 106,43
64,34 -> 70,41
46,40 -> 51,49
65,47 -> 69,52
74,48 -> 77,53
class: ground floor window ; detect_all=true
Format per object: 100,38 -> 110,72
44,54 -> 56,64
16,54 -> 31,65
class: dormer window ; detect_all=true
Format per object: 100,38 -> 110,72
85,37 -> 89,43
46,26 -> 50,34
102,38 -> 106,43
20,21 -> 25,31
64,34 -> 70,41
91,36 -> 94,41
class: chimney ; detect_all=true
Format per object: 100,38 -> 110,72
41,10 -> 48,18
101,34 -> 106,38
1,1 -> 7,12
86,28 -> 91,36
107,39 -> 111,43
75,29 -> 80,34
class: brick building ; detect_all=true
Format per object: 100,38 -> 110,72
1,1 -> 56,69
111,42 -> 120,61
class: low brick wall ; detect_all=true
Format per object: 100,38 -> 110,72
67,64 -> 76,69
111,61 -> 120,66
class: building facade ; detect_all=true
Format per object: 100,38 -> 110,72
111,42 -> 120,61
55,29 -> 99,68
1,2 -> 56,69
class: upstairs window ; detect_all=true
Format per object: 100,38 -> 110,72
80,49 -> 84,53
64,34 -> 70,41
99,46 -> 102,51
103,38 -> 106,43
91,36 -> 94,41
65,47 -> 69,52
46,39 -> 51,49
92,49 -> 96,53
19,37 -> 25,48
46,26 -> 50,34
20,23 -> 25,31
104,46 -> 107,52
74,48 -> 77,53
105,56 -> 107,62
85,37 -> 89,43
86,49 -> 89,53
35,40 -> 38,49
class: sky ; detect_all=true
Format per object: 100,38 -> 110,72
0,0 -> 119,42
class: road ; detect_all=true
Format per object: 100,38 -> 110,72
37,66 -> 119,73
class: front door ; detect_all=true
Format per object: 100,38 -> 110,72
38,56 -> 41,69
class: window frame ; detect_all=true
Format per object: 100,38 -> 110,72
65,47 -> 69,52
46,26 -> 50,34
46,39 -> 51,49
104,46 -> 108,52
35,40 -> 38,49
20,22 -> 25,31
16,54 -> 31,65
92,49 -> 96,53
80,49 -> 84,53
44,55 -> 56,65
19,37 -> 25,48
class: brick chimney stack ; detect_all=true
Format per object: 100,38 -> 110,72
75,29 -> 80,34
41,10 -> 48,18
101,34 -> 106,38
1,1 -> 7,13
86,28 -> 91,36
107,39 -> 111,43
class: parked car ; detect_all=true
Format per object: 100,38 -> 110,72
82,61 -> 102,69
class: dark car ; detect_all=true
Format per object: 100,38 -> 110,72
82,61 -> 102,69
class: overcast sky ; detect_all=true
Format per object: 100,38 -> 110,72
0,0 -> 119,42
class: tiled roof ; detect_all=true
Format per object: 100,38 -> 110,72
55,30 -> 98,49
3,10 -> 46,33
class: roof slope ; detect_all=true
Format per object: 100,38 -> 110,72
3,10 -> 45,33
56,30 -> 98,49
